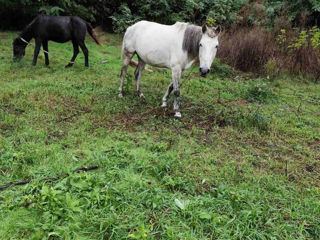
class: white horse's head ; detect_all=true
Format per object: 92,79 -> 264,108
199,25 -> 220,77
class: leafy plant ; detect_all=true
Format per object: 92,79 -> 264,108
264,58 -> 278,78
110,4 -> 141,33
240,107 -> 270,132
244,82 -> 278,103
288,30 -> 308,52
39,6 -> 64,16
310,26 -> 320,49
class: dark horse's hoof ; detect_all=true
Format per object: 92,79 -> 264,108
65,64 -> 73,68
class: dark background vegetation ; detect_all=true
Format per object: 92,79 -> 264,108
1,0 -> 319,31
1,0 -> 320,79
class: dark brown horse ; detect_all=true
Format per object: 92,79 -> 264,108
13,15 -> 102,67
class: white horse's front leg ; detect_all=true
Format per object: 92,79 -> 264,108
172,66 -> 182,118
162,82 -> 173,107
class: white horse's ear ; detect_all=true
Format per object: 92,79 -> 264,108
202,24 -> 207,34
214,26 -> 223,36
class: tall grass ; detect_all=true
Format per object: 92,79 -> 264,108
218,26 -> 320,81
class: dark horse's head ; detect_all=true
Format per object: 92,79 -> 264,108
12,38 -> 27,61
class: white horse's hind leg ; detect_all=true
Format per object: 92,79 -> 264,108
172,67 -> 182,118
134,57 -> 146,98
162,82 -> 173,107
119,50 -> 134,97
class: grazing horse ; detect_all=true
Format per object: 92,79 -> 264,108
119,20 -> 220,118
13,15 -> 102,67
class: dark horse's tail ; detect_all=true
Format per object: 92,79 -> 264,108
86,22 -> 103,47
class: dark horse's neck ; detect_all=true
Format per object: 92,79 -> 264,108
19,17 -> 38,43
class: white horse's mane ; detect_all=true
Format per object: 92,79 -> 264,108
182,24 -> 202,58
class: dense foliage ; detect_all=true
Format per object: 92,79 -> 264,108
0,0 -> 319,31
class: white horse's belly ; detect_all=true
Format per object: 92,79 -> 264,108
136,46 -> 170,67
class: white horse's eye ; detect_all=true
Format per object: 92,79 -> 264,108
216,45 -> 218,49
199,43 -> 203,47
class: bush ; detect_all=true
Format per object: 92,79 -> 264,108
0,0 -> 319,31
217,25 -> 320,80
0,0 -> 249,31
276,27 -> 320,80
217,27 -> 276,73
264,58 -> 278,79
110,5 -> 141,33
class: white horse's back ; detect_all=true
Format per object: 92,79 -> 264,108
123,21 -> 188,67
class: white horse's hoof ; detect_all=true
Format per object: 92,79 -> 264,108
174,112 -> 182,118
161,102 -> 167,108
139,93 -> 145,98
118,93 -> 123,98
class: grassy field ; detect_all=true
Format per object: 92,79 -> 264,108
0,31 -> 320,239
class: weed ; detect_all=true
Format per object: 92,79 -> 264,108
239,107 -> 270,132
244,81 -> 278,103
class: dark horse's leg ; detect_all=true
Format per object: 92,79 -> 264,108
42,40 -> 49,66
33,38 -> 42,66
79,41 -> 89,67
65,40 -> 79,68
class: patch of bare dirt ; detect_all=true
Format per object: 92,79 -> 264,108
0,104 -> 25,115
225,99 -> 248,106
0,124 -> 14,131
0,34 -> 8,39
30,93 -> 91,122
118,107 -> 173,127
101,50 -> 112,55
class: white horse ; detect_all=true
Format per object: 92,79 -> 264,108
119,20 -> 220,118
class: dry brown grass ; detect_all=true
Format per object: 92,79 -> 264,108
217,27 -> 276,73
217,26 -> 320,81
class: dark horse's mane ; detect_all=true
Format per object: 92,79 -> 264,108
19,16 -> 39,37
182,24 -> 202,58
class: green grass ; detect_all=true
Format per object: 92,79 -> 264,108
0,31 -> 320,239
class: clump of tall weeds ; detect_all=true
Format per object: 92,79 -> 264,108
218,26 -> 320,81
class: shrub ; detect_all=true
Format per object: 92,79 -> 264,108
110,4 -> 141,33
276,27 -> 320,80
217,27 -> 276,73
264,58 -> 278,79
0,0 -> 249,30
218,25 -> 320,80
211,58 -> 235,77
